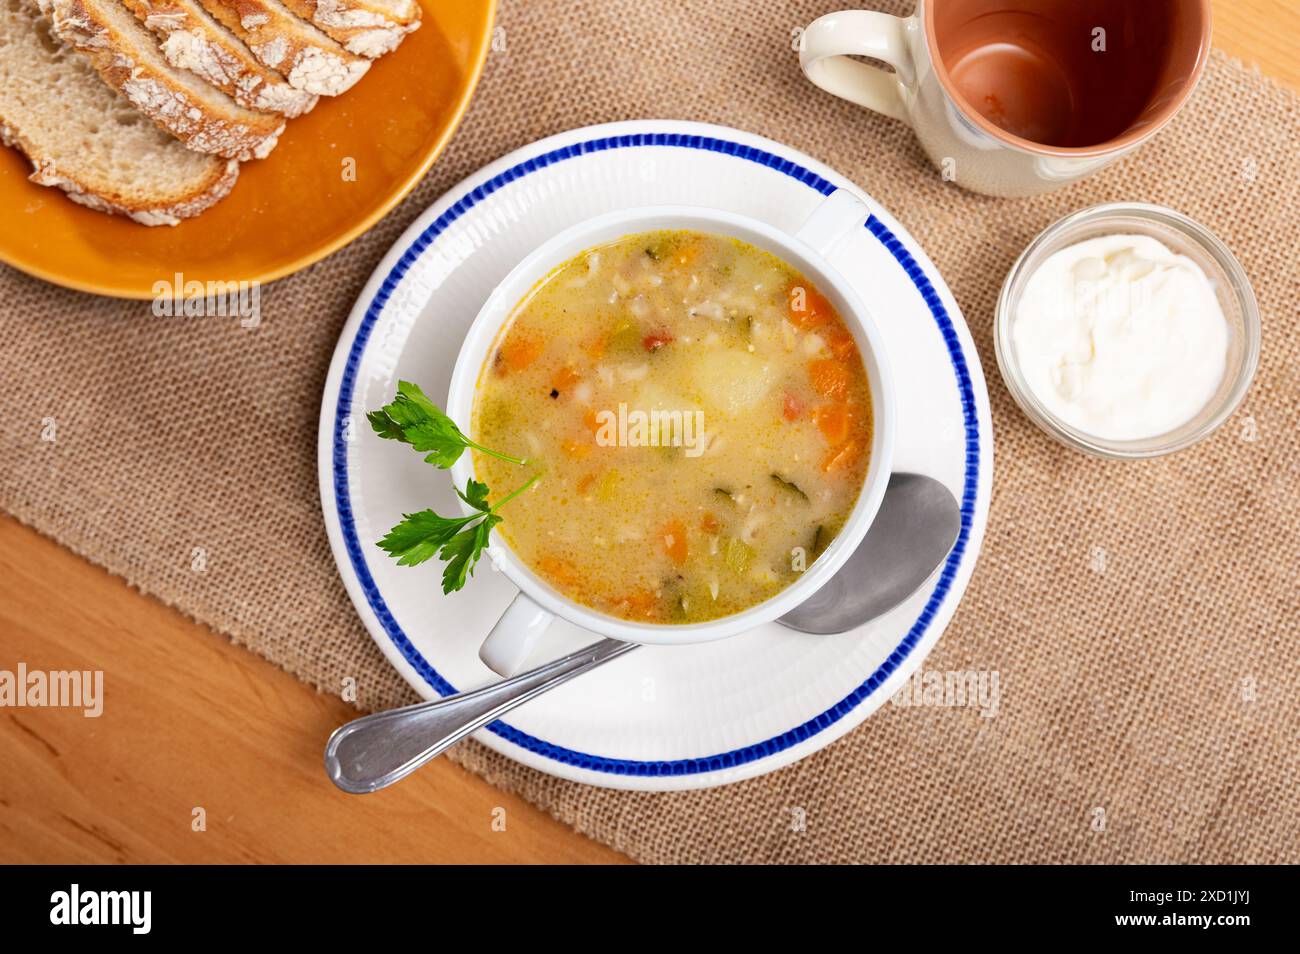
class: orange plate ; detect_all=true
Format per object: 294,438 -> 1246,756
0,0 -> 496,299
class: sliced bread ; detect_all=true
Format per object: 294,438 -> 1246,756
0,0 -> 238,225
278,0 -> 420,58
44,0 -> 285,160
196,0 -> 369,95
121,0 -> 318,117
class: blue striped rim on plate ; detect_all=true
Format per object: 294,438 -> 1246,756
332,132 -> 979,777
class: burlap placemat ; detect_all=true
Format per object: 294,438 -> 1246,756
1,0 -> 1297,864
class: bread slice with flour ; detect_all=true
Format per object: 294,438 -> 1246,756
44,0 -> 285,160
121,0 -> 318,117
278,0 -> 420,58
195,0 -> 370,95
0,0 -> 238,225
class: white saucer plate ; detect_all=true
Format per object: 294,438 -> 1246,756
318,120 -> 993,791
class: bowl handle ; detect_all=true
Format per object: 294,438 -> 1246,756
795,188 -> 873,257
480,591 -> 555,676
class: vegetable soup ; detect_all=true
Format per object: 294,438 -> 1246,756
471,230 -> 873,623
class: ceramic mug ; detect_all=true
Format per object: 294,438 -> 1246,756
447,191 -> 897,676
799,0 -> 1211,197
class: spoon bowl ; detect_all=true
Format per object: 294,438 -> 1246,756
779,473 -> 960,634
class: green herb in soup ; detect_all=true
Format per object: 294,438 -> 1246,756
368,381 -> 536,593
471,229 -> 874,624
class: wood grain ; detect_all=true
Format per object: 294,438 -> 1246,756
0,517 -> 625,863
1211,0 -> 1300,90
0,0 -> 1292,865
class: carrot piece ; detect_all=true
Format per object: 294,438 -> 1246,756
617,588 -> 660,619
814,403 -> 850,444
700,512 -> 720,534
788,281 -> 833,329
499,333 -> 543,372
538,555 -> 580,588
809,359 -> 851,401
576,473 -> 597,496
782,389 -> 805,421
661,518 -> 689,566
582,331 -> 608,360
822,439 -> 863,472
563,438 -> 592,459
822,323 -> 856,360
551,366 -> 580,393
643,330 -> 674,352
582,407 -> 602,435
671,238 -> 702,270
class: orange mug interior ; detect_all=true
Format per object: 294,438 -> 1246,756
927,0 -> 1211,152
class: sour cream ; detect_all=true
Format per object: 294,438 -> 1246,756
1011,234 -> 1228,441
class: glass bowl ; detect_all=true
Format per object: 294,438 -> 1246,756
994,202 -> 1261,459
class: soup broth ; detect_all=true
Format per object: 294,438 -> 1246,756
472,230 -> 873,623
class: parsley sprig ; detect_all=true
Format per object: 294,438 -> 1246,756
368,381 -> 534,593
366,380 -> 528,469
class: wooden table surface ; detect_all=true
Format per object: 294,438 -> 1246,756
1,0 -> 1294,865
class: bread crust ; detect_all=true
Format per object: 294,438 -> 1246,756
5,0 -> 415,225
278,0 -> 420,58
196,0 -> 370,95
122,0 -> 319,117
1,120 -> 239,226
46,0 -> 285,160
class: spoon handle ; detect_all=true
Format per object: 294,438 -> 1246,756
324,637 -> 638,793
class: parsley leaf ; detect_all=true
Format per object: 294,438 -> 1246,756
374,475 -> 537,592
365,409 -> 407,442
366,380 -> 471,468
439,513 -> 501,594
376,509 -> 477,567
367,380 -> 526,468
455,478 -> 492,513
369,382 -> 536,594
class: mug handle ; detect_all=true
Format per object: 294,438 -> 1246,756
799,11 -> 916,124
480,591 -> 554,676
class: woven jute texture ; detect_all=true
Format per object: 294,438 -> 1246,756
1,0 -> 1297,864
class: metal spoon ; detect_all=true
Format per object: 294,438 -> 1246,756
777,472 -> 961,634
325,472 -> 959,794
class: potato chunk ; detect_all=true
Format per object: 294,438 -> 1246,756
693,351 -> 774,415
